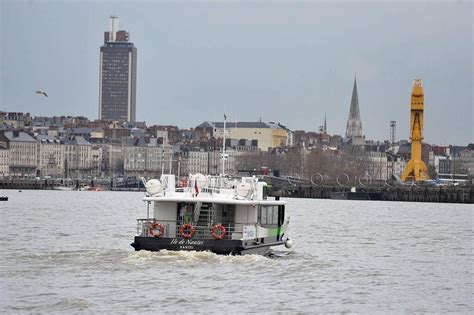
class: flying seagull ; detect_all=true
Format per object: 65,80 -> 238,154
36,90 -> 48,97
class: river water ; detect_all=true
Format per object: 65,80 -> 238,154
0,190 -> 472,313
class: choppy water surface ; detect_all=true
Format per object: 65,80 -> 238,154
0,190 -> 472,313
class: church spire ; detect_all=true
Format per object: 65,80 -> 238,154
345,75 -> 364,143
348,76 -> 361,120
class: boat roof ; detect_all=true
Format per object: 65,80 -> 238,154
143,174 -> 285,205
143,194 -> 285,205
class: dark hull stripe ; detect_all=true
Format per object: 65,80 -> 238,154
132,236 -> 285,255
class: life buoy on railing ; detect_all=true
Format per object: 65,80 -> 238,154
211,224 -> 227,240
149,223 -> 164,238
336,173 -> 350,187
181,177 -> 188,187
179,223 -> 196,239
310,173 -> 324,186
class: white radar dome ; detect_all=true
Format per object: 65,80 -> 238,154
235,182 -> 252,198
145,179 -> 162,196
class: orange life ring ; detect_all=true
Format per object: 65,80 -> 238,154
179,223 -> 196,239
181,177 -> 188,187
211,224 -> 227,240
149,223 -> 164,238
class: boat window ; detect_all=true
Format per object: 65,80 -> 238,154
215,204 -> 235,224
278,205 -> 285,225
259,205 -> 279,225
272,206 -> 278,224
222,204 -> 235,224
266,207 -> 273,225
177,202 -> 194,223
260,206 -> 267,224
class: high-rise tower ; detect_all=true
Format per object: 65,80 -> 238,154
345,76 -> 365,145
99,16 -> 137,122
401,79 -> 429,182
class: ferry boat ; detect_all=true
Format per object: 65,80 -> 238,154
131,174 -> 292,255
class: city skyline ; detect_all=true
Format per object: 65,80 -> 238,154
1,1 -> 472,145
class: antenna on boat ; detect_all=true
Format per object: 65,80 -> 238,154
141,177 -> 147,195
168,148 -> 172,174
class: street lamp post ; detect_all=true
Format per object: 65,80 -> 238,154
452,147 -> 456,185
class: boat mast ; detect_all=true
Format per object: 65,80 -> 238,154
161,144 -> 164,176
222,113 -> 226,176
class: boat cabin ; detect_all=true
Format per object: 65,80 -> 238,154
135,175 -> 287,242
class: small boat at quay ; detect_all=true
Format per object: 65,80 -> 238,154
53,186 -> 76,191
78,185 -> 104,192
0,196 -> 8,201
131,174 -> 293,255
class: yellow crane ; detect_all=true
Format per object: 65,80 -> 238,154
401,79 -> 430,182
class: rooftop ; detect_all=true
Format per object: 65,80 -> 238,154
197,121 -> 271,129
3,131 -> 36,142
64,136 -> 91,146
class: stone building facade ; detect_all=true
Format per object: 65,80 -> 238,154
38,138 -> 65,177
0,131 -> 37,176
0,148 -> 9,177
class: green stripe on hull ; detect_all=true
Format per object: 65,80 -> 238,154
266,227 -> 282,237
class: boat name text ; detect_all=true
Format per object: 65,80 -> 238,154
170,239 -> 205,246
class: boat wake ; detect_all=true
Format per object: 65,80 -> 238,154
124,249 -> 273,266
268,249 -> 296,258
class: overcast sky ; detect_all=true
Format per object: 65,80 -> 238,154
1,0 -> 472,145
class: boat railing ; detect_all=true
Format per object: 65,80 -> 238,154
136,219 -> 253,240
180,185 -> 236,197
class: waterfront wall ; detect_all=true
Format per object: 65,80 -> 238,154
271,185 -> 474,204
0,178 -> 60,190
1,178 -> 472,204
0,178 -> 145,191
